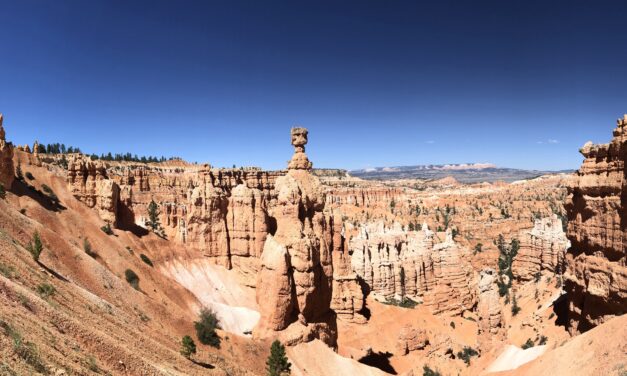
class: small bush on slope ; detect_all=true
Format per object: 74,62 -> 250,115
125,269 -> 140,290
194,308 -> 220,348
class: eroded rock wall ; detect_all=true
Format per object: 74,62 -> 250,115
512,215 -> 569,282
350,221 -> 476,316
564,114 -> 627,334
0,114 -> 15,188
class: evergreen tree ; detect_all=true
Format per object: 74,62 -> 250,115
27,232 -> 44,262
266,340 -> 291,376
0,183 -> 5,199
146,200 -> 165,237
15,162 -> 23,180
194,308 -> 220,348
180,335 -> 197,359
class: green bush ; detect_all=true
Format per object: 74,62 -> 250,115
26,232 -> 43,262
194,308 -> 220,348
83,238 -> 97,258
180,335 -> 197,358
423,365 -> 442,376
41,183 -> 59,203
521,338 -> 534,349
140,254 -> 153,267
266,340 -> 291,376
100,223 -> 113,235
511,294 -> 521,316
36,283 -> 56,299
457,346 -> 479,366
538,335 -> 548,346
382,297 -> 418,309
125,269 -> 140,290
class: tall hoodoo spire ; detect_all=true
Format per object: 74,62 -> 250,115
0,113 -> 5,141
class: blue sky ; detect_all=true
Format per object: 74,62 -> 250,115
1,0 -> 626,170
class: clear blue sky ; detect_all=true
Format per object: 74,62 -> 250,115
1,0 -> 626,170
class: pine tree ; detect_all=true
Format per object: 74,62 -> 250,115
16,162 -> 23,180
27,232 -> 44,262
146,200 -> 165,237
266,340 -> 291,376
180,335 -> 196,359
0,183 -> 5,199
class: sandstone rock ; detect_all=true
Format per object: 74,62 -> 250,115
350,222 -> 475,316
0,114 -> 15,188
287,127 -> 313,170
512,215 -> 569,281
564,114 -> 627,334
396,325 -> 428,355
254,127 -> 336,346
476,268 -> 504,349
67,155 -> 120,226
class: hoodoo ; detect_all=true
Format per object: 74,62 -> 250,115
0,114 -> 15,187
255,127 -> 337,346
564,114 -> 627,334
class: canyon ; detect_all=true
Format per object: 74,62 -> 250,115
0,113 -> 625,375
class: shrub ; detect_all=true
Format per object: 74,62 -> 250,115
0,183 -> 5,199
8,325 -> 46,373
100,223 -> 113,235
521,338 -> 534,349
423,365 -> 442,376
511,294 -> 521,316
450,321 -> 456,329
41,184 -> 58,202
266,340 -> 291,376
36,283 -> 56,299
457,346 -> 479,366
533,271 -> 541,283
85,355 -> 99,372
140,254 -> 153,267
474,243 -> 483,254
180,335 -> 197,358
25,172 -> 35,180
125,269 -> 140,290
83,239 -> 97,258
0,263 -> 16,279
383,297 -> 418,309
538,335 -> 548,346
26,232 -> 43,262
194,308 -> 220,348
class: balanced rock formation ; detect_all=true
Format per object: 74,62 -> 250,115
255,127 -> 336,346
512,215 -> 569,281
0,114 -> 15,188
350,222 -> 476,316
564,114 -> 627,334
476,268 -> 504,349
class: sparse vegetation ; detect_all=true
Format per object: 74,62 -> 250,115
4,324 -> 46,373
83,238 -> 97,258
26,232 -> 43,262
100,222 -> 113,235
37,283 -> 56,299
125,269 -> 140,290
450,321 -> 456,329
521,338 -> 535,349
194,308 -> 221,348
41,183 -> 58,202
423,365 -> 442,376
180,335 -> 197,358
85,355 -> 100,372
496,235 -> 519,297
0,263 -> 16,279
511,294 -> 521,316
382,296 -> 418,309
538,335 -> 548,345
0,183 -> 5,199
474,243 -> 483,254
457,346 -> 479,366
140,254 -> 153,267
266,340 -> 291,376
